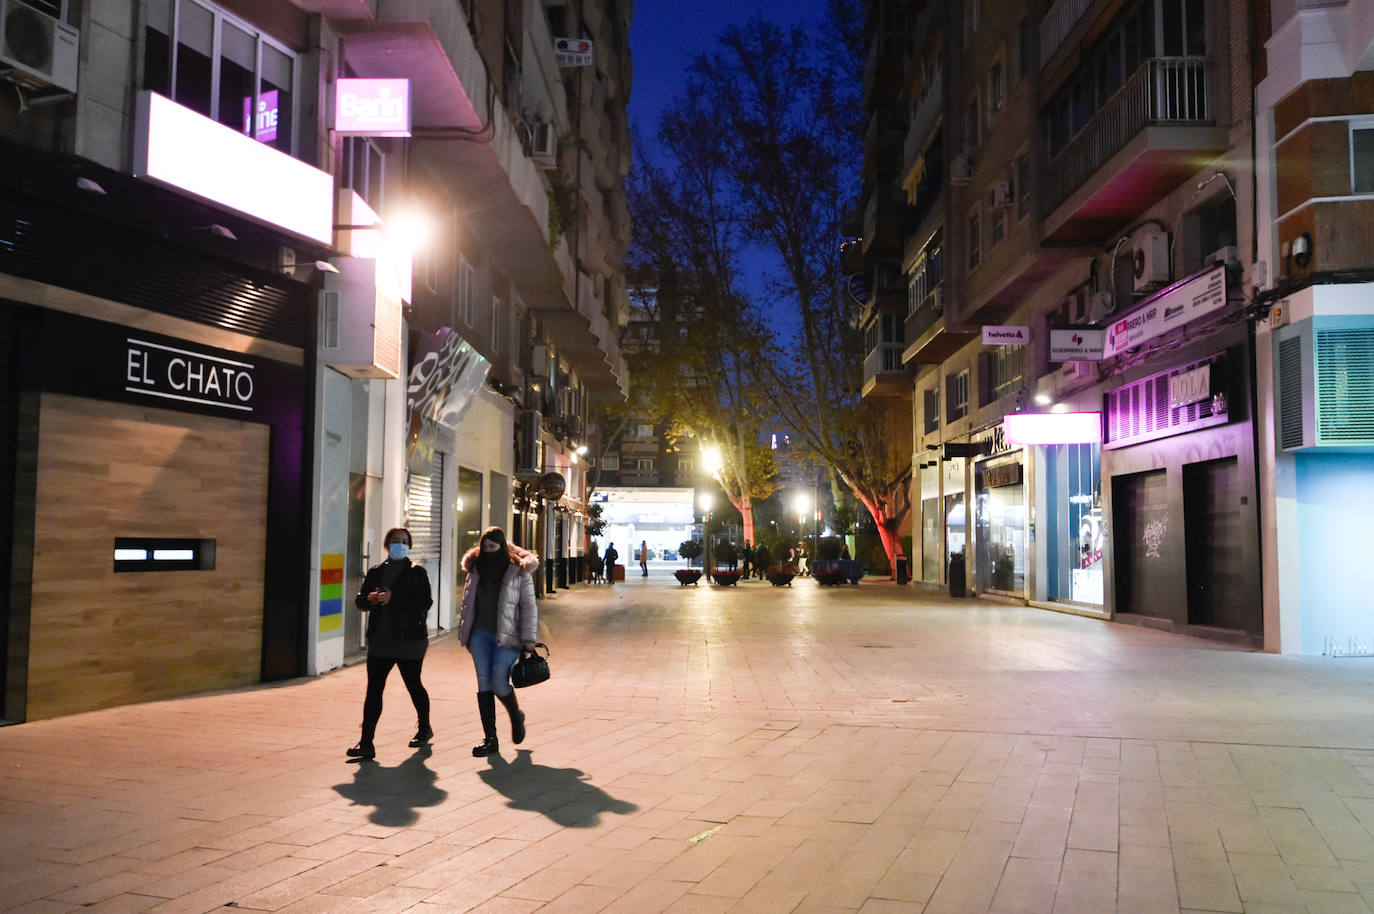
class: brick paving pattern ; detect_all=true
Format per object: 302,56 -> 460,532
5,575 -> 1374,912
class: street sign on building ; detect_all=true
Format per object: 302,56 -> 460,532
982,325 -> 1030,345
555,38 -> 594,67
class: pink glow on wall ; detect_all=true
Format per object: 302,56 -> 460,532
1004,412 -> 1103,446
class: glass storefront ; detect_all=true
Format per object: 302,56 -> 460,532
975,457 -> 1026,594
919,459 -> 940,583
1039,442 -> 1104,606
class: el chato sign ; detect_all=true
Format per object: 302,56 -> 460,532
1103,264 -> 1227,358
982,325 -> 1030,345
335,79 -> 411,137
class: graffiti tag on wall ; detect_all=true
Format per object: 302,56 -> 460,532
1143,519 -> 1167,558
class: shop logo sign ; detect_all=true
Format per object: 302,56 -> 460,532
125,338 -> 255,412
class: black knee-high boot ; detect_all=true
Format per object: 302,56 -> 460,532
496,690 -> 525,744
472,691 -> 499,757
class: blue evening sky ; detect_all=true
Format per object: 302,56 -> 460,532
627,0 -> 833,327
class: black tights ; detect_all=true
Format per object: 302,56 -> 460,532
360,656 -> 429,742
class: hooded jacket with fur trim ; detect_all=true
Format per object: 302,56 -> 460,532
458,543 -> 539,648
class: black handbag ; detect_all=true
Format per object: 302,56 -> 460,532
511,642 -> 550,688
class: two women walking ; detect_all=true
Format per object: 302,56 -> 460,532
346,525 -> 539,760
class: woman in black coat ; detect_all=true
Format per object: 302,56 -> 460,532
346,526 -> 434,760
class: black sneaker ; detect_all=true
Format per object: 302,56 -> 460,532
409,727 -> 434,748
472,736 -> 499,757
346,742 -> 375,759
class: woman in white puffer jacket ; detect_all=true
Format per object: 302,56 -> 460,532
458,526 -> 539,757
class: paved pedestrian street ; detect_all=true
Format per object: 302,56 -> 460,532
8,576 -> 1374,914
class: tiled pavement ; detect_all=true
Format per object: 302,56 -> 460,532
7,575 -> 1374,913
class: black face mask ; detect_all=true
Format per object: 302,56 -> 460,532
476,540 -> 507,577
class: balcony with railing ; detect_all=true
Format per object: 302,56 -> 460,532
904,287 -> 976,365
862,186 -> 904,253
865,108 -> 906,159
1041,56 -> 1229,244
863,32 -> 907,104
902,66 -> 943,172
862,343 -> 908,398
1040,0 -> 1092,69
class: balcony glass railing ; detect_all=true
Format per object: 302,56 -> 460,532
1042,56 -> 1212,216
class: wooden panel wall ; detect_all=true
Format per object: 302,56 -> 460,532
26,394 -> 269,720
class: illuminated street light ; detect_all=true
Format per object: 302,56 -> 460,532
698,491 -> 715,577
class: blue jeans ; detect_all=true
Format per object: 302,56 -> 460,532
468,627 -> 519,696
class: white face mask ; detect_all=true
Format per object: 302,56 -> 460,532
481,540 -> 502,553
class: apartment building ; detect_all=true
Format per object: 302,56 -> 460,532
860,0 -> 1282,645
0,0 -> 630,720
1254,1 -> 1374,654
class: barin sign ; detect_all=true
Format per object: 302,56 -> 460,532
125,337 -> 255,413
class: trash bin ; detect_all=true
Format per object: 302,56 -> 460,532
895,556 -> 910,585
948,553 -> 966,597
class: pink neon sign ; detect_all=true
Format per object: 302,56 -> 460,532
335,79 -> 411,137
242,90 -> 280,144
1003,412 -> 1102,446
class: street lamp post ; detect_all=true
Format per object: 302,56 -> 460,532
698,491 -> 714,580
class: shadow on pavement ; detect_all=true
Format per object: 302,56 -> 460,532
479,749 -> 638,827
332,746 -> 448,827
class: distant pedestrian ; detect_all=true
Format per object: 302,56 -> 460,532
459,526 -> 539,757
640,540 -> 649,576
588,542 -> 602,583
741,541 -> 752,578
603,542 -> 619,584
755,542 -> 771,577
840,543 -> 851,560
347,527 -> 433,760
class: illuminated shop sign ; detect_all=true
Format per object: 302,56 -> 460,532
243,89 -> 280,143
1049,328 -> 1105,361
982,325 -> 1030,345
1103,265 -> 1227,358
133,91 -> 333,245
335,79 -> 411,137
1003,412 -> 1103,446
125,337 -> 256,413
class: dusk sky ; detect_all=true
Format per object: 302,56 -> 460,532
627,0 -> 834,323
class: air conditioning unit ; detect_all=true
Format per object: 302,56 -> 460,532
1061,360 -> 1091,380
530,121 -> 557,167
1275,316 -> 1374,452
931,286 -> 944,313
989,180 -> 1012,209
517,410 -> 544,474
0,0 -> 79,94
319,259 -> 403,379
1088,291 -> 1116,323
1132,230 -> 1170,292
1207,245 -> 1239,267
950,152 -> 973,184
1066,289 -> 1089,324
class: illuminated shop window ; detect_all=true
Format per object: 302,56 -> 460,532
113,538 -> 216,572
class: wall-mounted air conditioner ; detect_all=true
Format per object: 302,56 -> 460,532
1132,229 -> 1170,292
1275,316 -> 1374,452
1089,291 -> 1116,323
530,121 -> 557,167
931,287 -> 944,313
989,180 -> 1012,209
319,259 -> 403,379
517,410 -> 544,474
950,152 -> 973,184
0,0 -> 79,94
1207,245 -> 1239,267
1066,290 -> 1089,324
